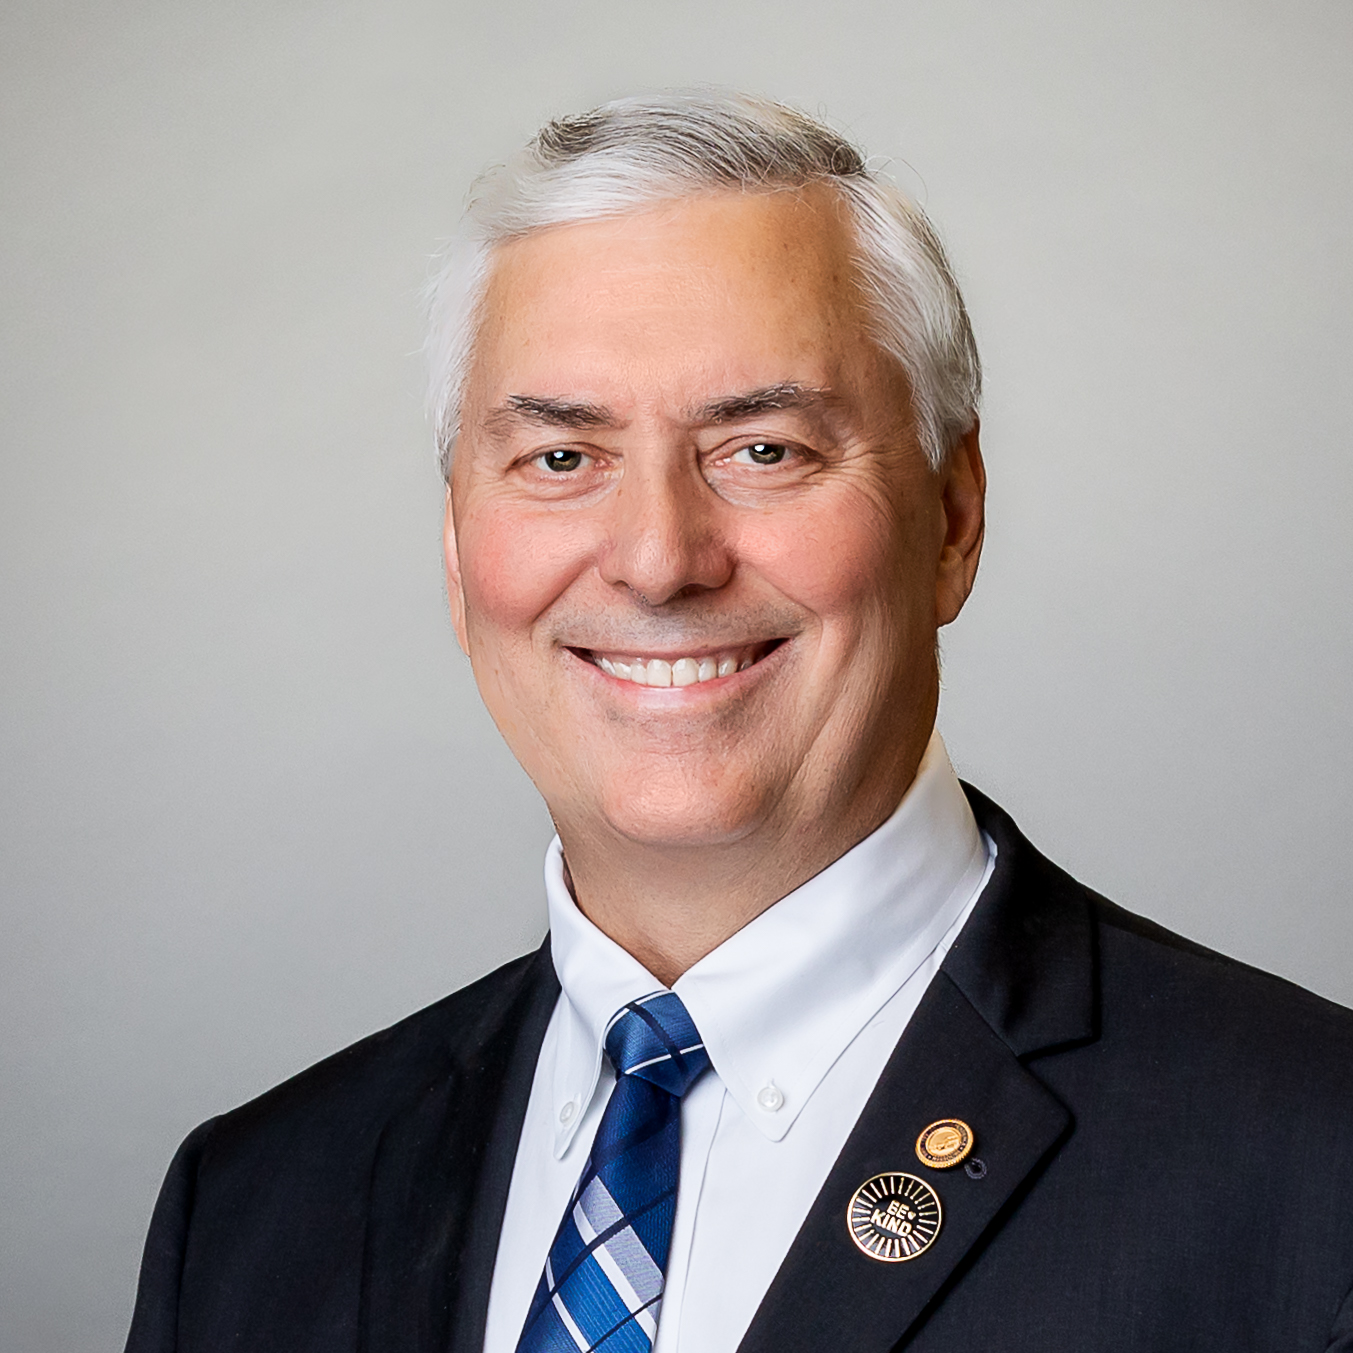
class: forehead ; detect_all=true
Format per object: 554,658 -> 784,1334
466,187 -> 878,409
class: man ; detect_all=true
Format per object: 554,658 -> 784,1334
126,92 -> 1353,1353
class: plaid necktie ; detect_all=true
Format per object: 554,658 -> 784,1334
515,992 -> 711,1353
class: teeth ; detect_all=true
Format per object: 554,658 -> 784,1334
591,645 -> 769,688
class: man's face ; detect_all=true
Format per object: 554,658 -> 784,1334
446,188 -> 983,857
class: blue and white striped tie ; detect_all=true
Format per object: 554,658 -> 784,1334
514,992 -> 711,1353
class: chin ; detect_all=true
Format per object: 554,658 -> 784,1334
597,776 -> 771,852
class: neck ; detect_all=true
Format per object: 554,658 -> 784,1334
556,729 -> 933,987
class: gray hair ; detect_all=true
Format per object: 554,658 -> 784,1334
426,90 -> 981,477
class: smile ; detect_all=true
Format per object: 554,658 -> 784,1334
581,642 -> 782,688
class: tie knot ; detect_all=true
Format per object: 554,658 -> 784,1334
605,993 -> 711,1098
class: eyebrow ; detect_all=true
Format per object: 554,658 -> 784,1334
695,382 -> 834,424
484,394 -> 620,432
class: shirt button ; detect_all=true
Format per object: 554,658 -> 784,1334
559,1100 -> 577,1125
757,1084 -> 785,1112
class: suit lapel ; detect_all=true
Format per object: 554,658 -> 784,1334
738,790 -> 1097,1353
358,943 -> 559,1353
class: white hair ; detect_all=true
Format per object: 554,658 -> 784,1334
425,90 -> 981,478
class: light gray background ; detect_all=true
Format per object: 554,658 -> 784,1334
3,1 -> 1350,1347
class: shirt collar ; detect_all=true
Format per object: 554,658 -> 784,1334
544,730 -> 987,1153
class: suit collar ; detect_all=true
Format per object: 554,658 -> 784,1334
357,941 -> 559,1353
738,789 -> 1097,1353
943,785 -> 1097,1058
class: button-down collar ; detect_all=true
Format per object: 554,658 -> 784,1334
545,730 -> 987,1154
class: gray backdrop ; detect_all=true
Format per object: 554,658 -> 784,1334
3,1 -> 1350,1348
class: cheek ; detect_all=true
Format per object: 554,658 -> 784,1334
457,503 -> 592,645
742,491 -> 914,634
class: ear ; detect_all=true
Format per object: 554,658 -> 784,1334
443,486 -> 471,656
935,422 -> 986,627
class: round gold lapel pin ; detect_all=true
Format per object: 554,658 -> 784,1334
915,1119 -> 973,1170
846,1172 -> 942,1262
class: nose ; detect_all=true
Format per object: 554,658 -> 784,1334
597,458 -> 735,606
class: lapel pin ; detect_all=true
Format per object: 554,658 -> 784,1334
916,1118 -> 973,1170
846,1172 -> 942,1262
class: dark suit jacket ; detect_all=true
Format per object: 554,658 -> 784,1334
125,789 -> 1353,1352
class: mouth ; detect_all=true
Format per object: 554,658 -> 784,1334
572,640 -> 785,688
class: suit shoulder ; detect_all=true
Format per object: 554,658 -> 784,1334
197,944 -> 555,1168
131,947 -> 558,1346
1086,890 -> 1353,1100
1094,890 -> 1353,1029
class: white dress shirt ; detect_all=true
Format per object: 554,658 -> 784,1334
482,731 -> 995,1353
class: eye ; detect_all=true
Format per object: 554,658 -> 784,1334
535,449 -> 586,473
732,442 -> 791,466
